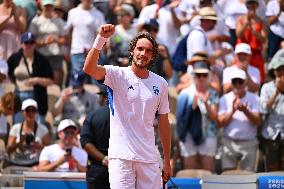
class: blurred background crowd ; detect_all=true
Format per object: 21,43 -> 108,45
0,0 -> 284,180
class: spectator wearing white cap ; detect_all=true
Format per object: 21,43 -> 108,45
218,68 -> 261,172
38,119 -> 87,172
223,43 -> 260,94
7,99 -> 50,167
259,57 -> 284,171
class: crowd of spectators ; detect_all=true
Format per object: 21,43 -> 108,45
0,0 -> 284,179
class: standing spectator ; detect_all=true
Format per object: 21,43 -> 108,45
218,68 -> 261,172
0,0 -> 27,60
236,0 -> 267,83
260,57 -> 284,171
65,0 -> 105,81
0,59 -> 8,97
141,18 -> 173,80
7,99 -> 50,167
29,0 -> 66,87
38,119 -> 87,172
52,71 -> 100,126
84,24 -> 172,188
13,0 -> 37,26
110,4 -> 137,67
7,32 -> 54,124
80,85 -> 110,189
266,0 -> 284,61
223,43 -> 260,94
177,58 -> 219,172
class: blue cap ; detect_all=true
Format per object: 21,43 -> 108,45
21,32 -> 36,43
71,71 -> 85,88
143,18 -> 159,29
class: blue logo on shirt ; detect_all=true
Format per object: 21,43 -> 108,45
153,86 -> 159,95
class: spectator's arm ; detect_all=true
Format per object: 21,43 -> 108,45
206,103 -> 218,122
223,83 -> 232,94
52,97 -> 65,117
264,89 -> 279,111
83,143 -> 106,165
236,16 -> 250,38
246,73 -> 260,93
38,157 -> 65,172
0,14 -> 13,32
243,109 -> 261,126
74,158 -> 87,172
251,19 -> 267,43
267,10 -> 282,25
26,77 -> 54,87
13,5 -> 27,33
169,2 -> 182,29
218,110 -> 235,128
7,135 -> 20,154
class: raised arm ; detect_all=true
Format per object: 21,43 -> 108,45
83,24 -> 115,81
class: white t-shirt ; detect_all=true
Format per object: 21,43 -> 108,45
66,5 -> 105,54
222,65 -> 261,85
218,91 -> 260,140
266,0 -> 284,38
104,66 -> 170,163
9,122 -> 48,144
0,59 -> 8,97
138,4 -> 180,56
39,143 -> 87,172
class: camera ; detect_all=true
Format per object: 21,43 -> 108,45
25,134 -> 35,146
66,148 -> 72,155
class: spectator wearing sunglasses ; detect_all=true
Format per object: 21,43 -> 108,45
223,43 -> 260,94
7,99 -> 50,167
177,56 -> 219,172
38,119 -> 87,172
7,32 -> 54,125
259,57 -> 284,171
218,68 -> 261,172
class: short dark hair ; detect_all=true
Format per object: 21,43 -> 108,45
128,32 -> 158,65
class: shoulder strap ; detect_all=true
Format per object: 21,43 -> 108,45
20,121 -> 38,136
22,54 -> 32,77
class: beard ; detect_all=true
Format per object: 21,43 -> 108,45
132,57 -> 152,69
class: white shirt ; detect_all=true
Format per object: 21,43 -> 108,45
66,5 -> 105,54
138,4 -> 180,56
104,66 -> 170,163
218,91 -> 260,140
222,65 -> 261,85
0,60 -> 8,97
266,0 -> 284,38
39,143 -> 87,172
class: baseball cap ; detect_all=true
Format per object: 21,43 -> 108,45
199,7 -> 218,21
268,57 -> 284,70
21,99 -> 38,110
57,119 -> 77,132
143,18 -> 159,29
230,68 -> 247,80
42,0 -> 55,6
21,32 -> 36,43
71,71 -> 85,88
246,0 -> 258,5
235,43 -> 251,55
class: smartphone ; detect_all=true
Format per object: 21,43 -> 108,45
66,148 -> 72,155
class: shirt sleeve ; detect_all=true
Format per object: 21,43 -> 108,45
218,95 -> 228,115
158,80 -> 170,114
104,65 -> 122,90
80,112 -> 95,147
266,1 -> 278,16
259,83 -> 270,114
39,147 -> 49,162
187,30 -> 208,60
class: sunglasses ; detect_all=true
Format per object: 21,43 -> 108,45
232,78 -> 245,85
24,41 -> 35,45
195,73 -> 208,78
63,130 -> 76,136
25,108 -> 37,113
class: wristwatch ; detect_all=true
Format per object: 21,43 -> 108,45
102,156 -> 108,166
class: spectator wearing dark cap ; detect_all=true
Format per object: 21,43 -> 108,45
260,57 -> 284,171
7,31 -> 54,125
218,68 -> 261,172
80,84 -> 110,189
38,119 -> 87,172
176,55 -> 219,172
109,3 -> 138,67
141,18 -> 173,80
52,71 -> 100,126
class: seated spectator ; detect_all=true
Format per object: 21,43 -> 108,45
177,58 -> 219,172
223,43 -> 260,94
6,99 -> 50,167
0,59 -> 8,97
0,92 -> 15,144
52,71 -> 100,126
38,119 -> 87,172
260,57 -> 284,171
7,31 -> 54,124
218,68 -> 261,172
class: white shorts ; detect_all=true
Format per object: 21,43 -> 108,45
179,134 -> 217,157
109,158 -> 161,189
